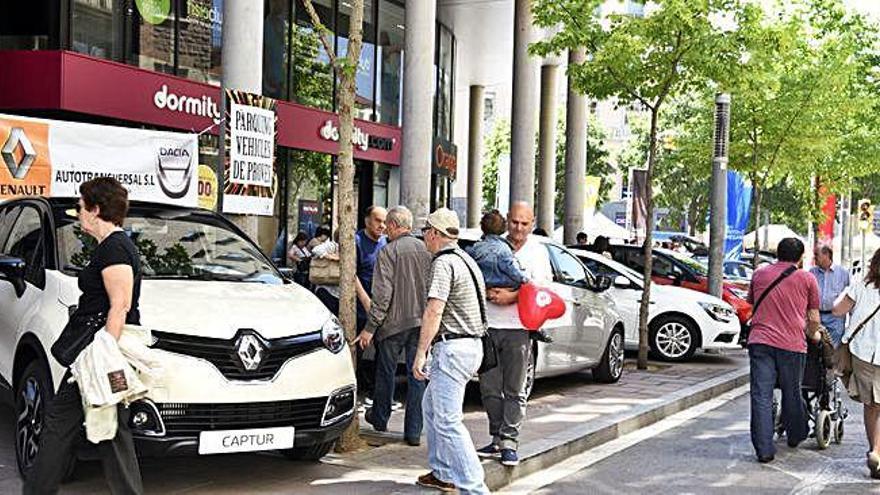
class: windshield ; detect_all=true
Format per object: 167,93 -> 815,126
665,250 -> 708,276
55,207 -> 283,284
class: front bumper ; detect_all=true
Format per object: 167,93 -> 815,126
133,414 -> 353,457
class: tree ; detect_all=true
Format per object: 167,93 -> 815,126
301,0 -> 365,452
532,0 -> 752,369
481,114 -> 612,222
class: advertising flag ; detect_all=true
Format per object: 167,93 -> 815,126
724,170 -> 753,261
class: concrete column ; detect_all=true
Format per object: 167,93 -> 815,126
467,85 -> 485,228
222,0 -> 265,244
400,0 -> 437,225
563,48 -> 588,246
508,0 -> 540,208
537,65 -> 559,233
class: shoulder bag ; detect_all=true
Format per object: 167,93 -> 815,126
738,265 -> 797,347
309,256 -> 340,285
51,311 -> 108,367
836,293 -> 880,387
439,250 -> 498,374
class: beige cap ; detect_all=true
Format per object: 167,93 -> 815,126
425,208 -> 460,239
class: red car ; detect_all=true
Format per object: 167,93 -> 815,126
606,245 -> 752,327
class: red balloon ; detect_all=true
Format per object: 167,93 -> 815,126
517,282 -> 566,331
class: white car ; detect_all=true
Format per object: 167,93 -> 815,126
573,249 -> 741,361
0,197 -> 356,477
459,230 -> 626,396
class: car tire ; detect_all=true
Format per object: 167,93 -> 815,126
593,328 -> 624,383
15,360 -> 53,477
650,315 -> 698,362
281,440 -> 336,461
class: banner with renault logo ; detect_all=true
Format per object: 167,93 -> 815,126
0,113 -> 197,206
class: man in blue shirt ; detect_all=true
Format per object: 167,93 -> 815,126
810,244 -> 851,346
356,205 -> 388,329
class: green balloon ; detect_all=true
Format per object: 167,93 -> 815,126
136,0 -> 171,25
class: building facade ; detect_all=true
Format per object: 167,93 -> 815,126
0,0 -> 458,253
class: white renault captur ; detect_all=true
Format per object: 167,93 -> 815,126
573,249 -> 741,361
0,197 -> 356,477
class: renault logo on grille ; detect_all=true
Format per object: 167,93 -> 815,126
2,128 -> 36,180
236,333 -> 264,371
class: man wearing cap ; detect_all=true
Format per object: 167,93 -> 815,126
413,208 -> 489,495
477,201 -> 554,467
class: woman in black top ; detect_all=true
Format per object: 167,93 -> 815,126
25,177 -> 144,495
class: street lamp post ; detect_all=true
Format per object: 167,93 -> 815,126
708,93 -> 730,298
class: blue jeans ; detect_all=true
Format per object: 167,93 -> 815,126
424,338 -> 488,495
371,328 -> 425,441
820,312 -> 846,347
749,343 -> 808,458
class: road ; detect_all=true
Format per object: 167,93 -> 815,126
505,388 -> 876,494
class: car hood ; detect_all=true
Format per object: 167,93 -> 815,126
137,280 -> 332,340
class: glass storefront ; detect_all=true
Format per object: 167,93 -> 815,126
435,24 -> 454,141
376,0 -> 404,126
178,0 -> 224,84
0,3 -> 52,50
338,0 -> 377,120
124,0 -> 177,75
290,0 -> 335,110
67,0 -> 222,85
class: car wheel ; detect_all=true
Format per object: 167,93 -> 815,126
650,315 -> 698,362
593,329 -> 624,383
282,440 -> 336,461
523,345 -> 537,400
15,360 -> 52,477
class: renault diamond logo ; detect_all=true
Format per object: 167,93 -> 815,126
2,128 -> 36,180
236,333 -> 264,371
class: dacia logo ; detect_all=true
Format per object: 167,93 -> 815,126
1,128 -> 36,180
156,145 -> 194,199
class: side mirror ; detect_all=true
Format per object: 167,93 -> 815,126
0,255 -> 26,297
613,275 -> 631,289
594,274 -> 614,292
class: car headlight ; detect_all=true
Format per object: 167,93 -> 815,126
699,301 -> 736,322
321,316 -> 346,354
727,287 -> 749,300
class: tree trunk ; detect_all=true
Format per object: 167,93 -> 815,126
637,108 -> 659,370
687,199 -> 699,237
333,0 -> 366,453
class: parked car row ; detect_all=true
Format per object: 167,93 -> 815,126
0,195 -> 746,475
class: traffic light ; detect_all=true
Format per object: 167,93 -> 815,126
859,198 -> 874,232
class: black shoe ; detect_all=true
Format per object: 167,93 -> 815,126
531,330 -> 553,344
757,454 -> 775,463
405,437 -> 421,447
364,408 -> 387,432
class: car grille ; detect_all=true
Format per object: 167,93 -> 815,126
152,330 -> 324,381
157,398 -> 328,435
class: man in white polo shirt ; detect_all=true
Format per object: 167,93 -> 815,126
476,201 -> 553,467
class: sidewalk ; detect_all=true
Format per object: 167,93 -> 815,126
326,350 -> 749,491
3,351 -> 749,494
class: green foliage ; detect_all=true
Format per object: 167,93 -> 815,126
481,115 -> 613,219
482,119 -> 510,210
554,113 -> 613,223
